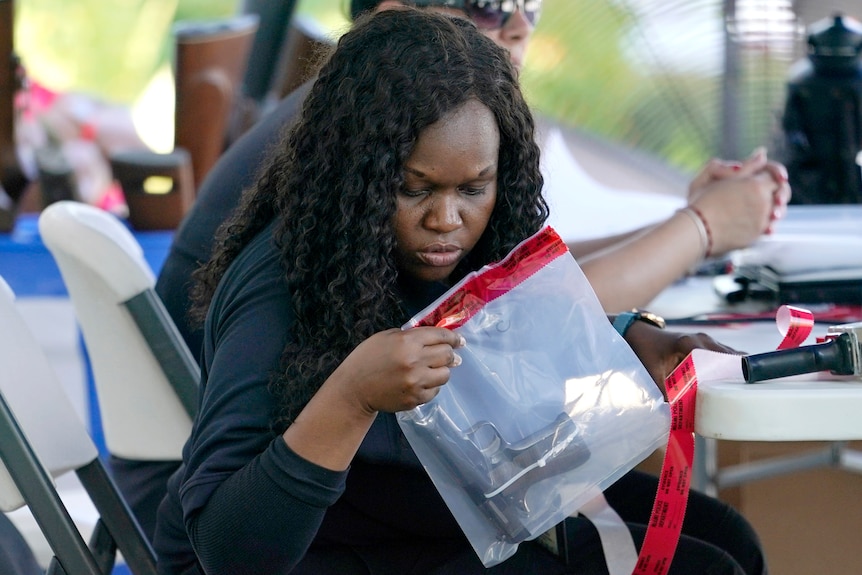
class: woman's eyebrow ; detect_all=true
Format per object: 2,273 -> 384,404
404,165 -> 427,177
403,164 -> 497,178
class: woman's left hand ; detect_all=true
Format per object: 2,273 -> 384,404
623,320 -> 739,397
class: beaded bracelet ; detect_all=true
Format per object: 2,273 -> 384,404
677,207 -> 713,260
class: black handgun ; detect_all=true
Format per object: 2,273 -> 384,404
413,410 -> 590,542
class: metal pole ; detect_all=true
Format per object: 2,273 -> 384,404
721,0 -> 742,159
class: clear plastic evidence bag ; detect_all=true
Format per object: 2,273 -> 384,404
398,226 -> 670,567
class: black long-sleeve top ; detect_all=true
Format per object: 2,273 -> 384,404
152,221 -> 464,574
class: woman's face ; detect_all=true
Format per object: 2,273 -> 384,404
377,1 -> 536,72
393,99 -> 499,283
476,7 -> 534,71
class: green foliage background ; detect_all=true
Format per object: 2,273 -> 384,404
15,0 -> 237,103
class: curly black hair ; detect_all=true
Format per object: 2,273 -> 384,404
191,8 -> 547,428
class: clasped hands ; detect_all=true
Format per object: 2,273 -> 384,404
686,147 -> 791,257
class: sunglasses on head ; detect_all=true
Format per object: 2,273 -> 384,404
412,0 -> 542,31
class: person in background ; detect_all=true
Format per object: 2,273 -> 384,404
152,9 -> 764,574
0,517 -> 41,575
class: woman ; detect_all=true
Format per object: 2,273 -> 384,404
153,9 -> 763,574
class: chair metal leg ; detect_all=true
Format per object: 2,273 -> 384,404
76,459 -> 157,574
124,289 -> 200,418
693,435 -> 724,496
87,519 -> 118,574
714,447 -> 837,489
698,438 -> 862,496
0,395 -> 102,575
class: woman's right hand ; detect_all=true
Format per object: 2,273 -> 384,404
687,148 -> 790,256
284,326 -> 465,471
332,327 -> 466,415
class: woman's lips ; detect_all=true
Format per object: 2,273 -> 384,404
417,246 -> 463,267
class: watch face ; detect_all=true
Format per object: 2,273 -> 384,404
634,309 -> 666,330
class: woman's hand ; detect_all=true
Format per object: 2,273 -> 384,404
332,326 -> 466,415
623,320 -> 739,396
686,148 -> 791,256
285,326 -> 465,471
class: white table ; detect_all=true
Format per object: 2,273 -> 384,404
646,276 -> 862,494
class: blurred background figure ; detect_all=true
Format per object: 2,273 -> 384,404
778,12 -> 862,204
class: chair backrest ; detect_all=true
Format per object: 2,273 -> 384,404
173,14 -> 259,190
0,278 -> 97,512
38,201 -> 197,461
109,148 -> 195,231
111,15 -> 258,231
273,13 -> 336,100
0,275 -> 156,574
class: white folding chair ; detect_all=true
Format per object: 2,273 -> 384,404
0,275 -> 156,574
38,200 -> 198,463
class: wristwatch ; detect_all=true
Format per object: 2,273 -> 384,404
612,309 -> 666,337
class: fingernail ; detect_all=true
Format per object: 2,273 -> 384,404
452,353 -> 462,367
458,335 -> 466,347
749,146 -> 766,159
